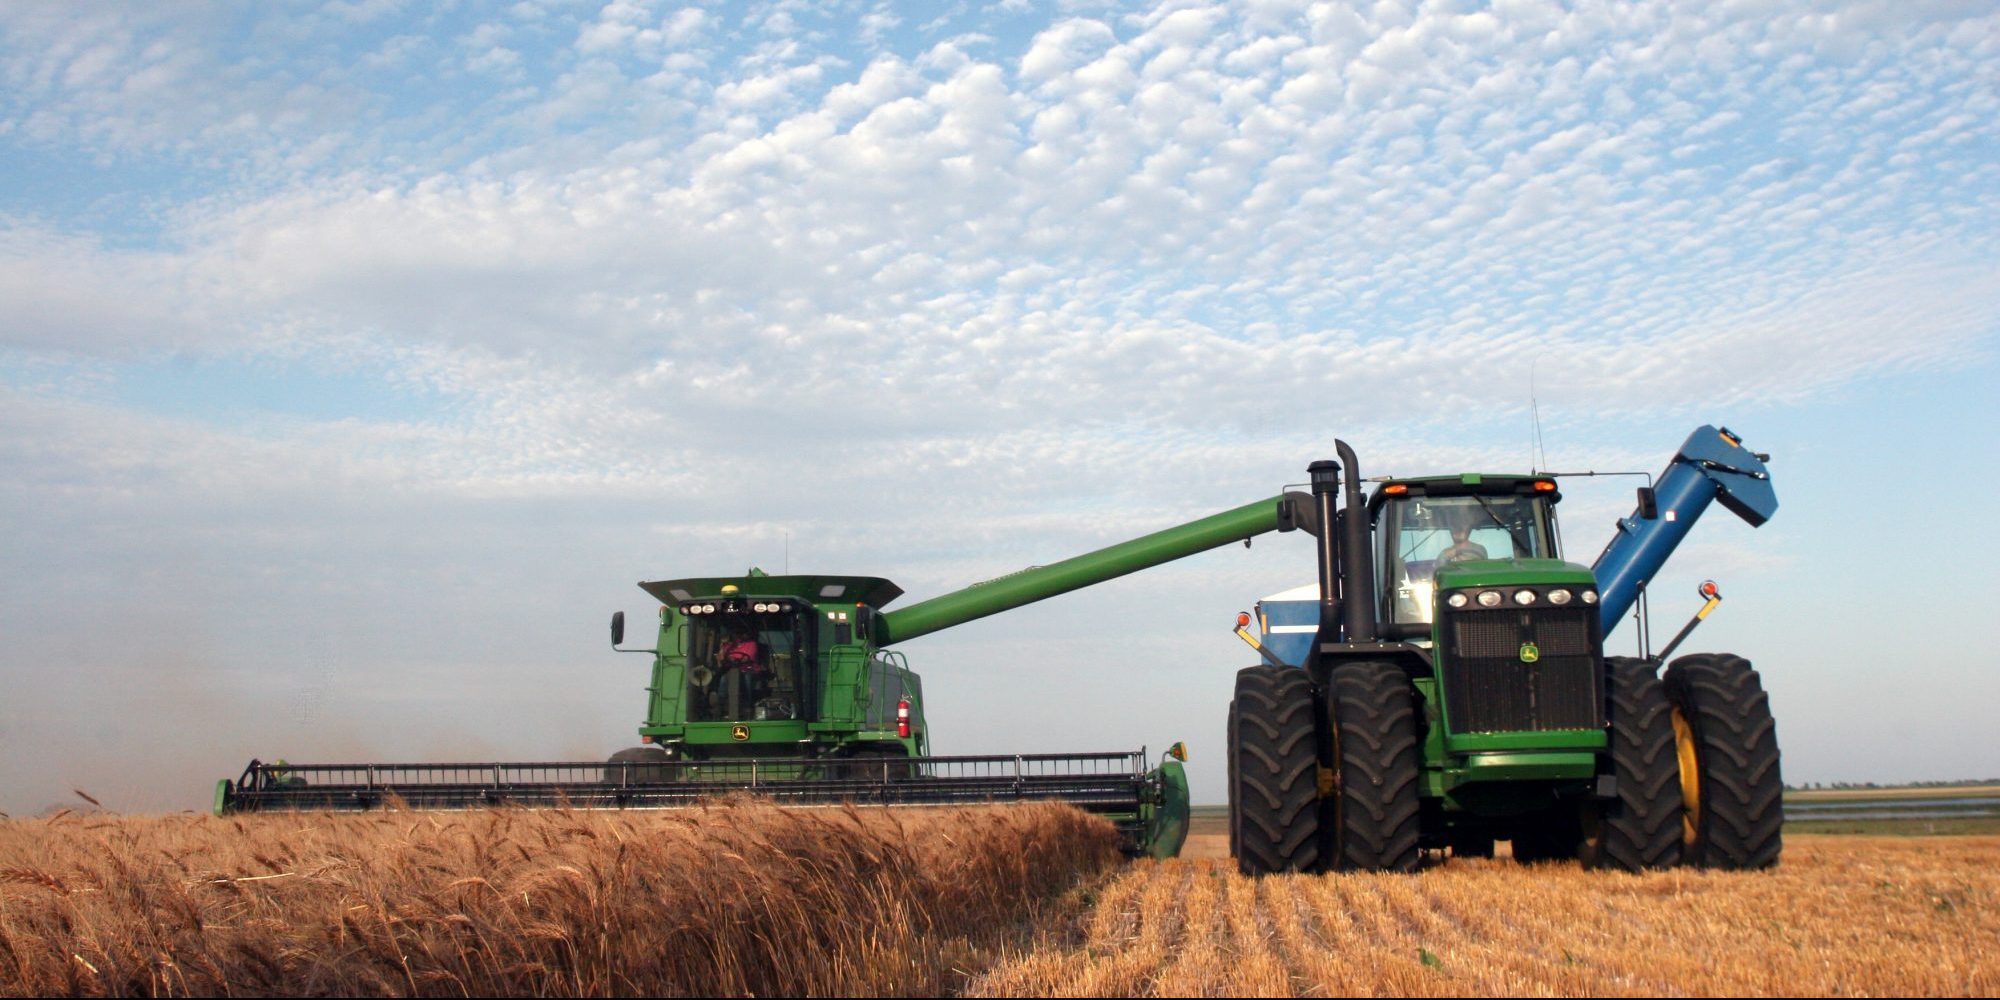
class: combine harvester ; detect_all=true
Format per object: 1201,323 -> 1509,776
217,494 -> 1337,856
1227,426 -> 1781,873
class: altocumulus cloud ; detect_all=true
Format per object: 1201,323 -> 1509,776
0,0 -> 1995,811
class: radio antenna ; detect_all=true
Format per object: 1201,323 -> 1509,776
1530,358 -> 1548,473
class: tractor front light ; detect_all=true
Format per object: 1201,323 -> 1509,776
1581,589 -> 1598,605
1548,588 -> 1572,605
1476,590 -> 1502,608
1447,592 -> 1469,609
1513,589 -> 1537,605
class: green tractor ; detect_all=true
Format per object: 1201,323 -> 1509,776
1227,428 -> 1782,873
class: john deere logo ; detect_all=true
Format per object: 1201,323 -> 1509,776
1519,642 -> 1541,663
730,724 -> 750,741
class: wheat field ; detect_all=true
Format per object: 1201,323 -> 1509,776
0,800 -> 1118,997
968,835 -> 2000,997
5,803 -> 1995,998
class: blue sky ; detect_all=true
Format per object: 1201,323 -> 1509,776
1,0 -> 1996,813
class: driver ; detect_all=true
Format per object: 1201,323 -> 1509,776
720,628 -> 761,671
1439,523 -> 1489,564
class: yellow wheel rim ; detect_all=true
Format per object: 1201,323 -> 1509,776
1672,705 -> 1700,849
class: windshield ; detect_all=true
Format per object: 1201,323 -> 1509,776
1377,494 -> 1556,629
685,609 -> 814,722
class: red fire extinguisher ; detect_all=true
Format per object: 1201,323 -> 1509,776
896,698 -> 911,739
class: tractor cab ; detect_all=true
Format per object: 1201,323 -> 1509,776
1370,475 -> 1564,636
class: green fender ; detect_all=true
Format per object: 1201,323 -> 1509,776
1141,759 -> 1191,859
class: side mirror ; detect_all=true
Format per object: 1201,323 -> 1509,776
610,611 -> 625,647
1636,486 -> 1659,520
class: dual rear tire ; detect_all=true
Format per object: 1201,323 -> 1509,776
1229,662 -> 1420,875
1551,653 -> 1781,871
1663,653 -> 1783,869
1578,657 -> 1685,870
1230,666 -> 1322,874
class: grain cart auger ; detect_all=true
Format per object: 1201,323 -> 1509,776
217,492 -> 1325,858
1227,426 -> 1781,875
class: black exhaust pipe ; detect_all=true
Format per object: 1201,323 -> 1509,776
1308,459 -> 1343,641
1335,440 -> 1376,644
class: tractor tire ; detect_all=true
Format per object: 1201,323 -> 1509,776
1230,665 -> 1322,875
1323,661 -> 1422,872
1580,656 -> 1685,871
1226,697 -> 1241,861
1664,652 -> 1782,869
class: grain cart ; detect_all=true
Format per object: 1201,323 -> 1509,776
1227,426 -> 1781,874
218,493 -> 1329,857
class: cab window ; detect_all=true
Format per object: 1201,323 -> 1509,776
1377,494 -> 1554,629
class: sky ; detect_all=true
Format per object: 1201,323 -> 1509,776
1,0 -> 1996,815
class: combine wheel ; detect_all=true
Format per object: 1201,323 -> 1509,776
603,746 -> 670,784
1230,665 -> 1322,875
1664,653 -> 1782,869
1323,661 -> 1421,872
1580,657 -> 1685,871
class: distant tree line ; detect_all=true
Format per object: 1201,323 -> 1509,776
1784,778 -> 2000,790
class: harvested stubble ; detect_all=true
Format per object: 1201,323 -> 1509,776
969,835 -> 2000,997
0,799 -> 1119,998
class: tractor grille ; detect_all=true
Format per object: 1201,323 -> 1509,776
1441,605 -> 1603,733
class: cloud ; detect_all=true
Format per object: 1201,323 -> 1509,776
2,1 -> 1999,809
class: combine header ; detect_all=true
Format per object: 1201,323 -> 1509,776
218,495 -> 1329,857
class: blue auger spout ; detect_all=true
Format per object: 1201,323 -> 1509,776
1591,425 -> 1778,633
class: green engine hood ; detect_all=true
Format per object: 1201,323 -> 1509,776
1433,558 -> 1595,590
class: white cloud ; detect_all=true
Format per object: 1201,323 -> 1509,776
3,1 -> 1999,809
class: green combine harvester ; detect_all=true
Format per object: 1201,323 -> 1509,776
217,495 -> 1331,857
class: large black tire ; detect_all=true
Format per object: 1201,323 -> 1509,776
1323,661 -> 1421,872
1664,652 -> 1782,869
603,745 -> 670,784
1231,665 -> 1322,875
1226,697 -> 1241,861
1580,656 -> 1685,871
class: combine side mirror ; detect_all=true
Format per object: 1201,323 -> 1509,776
610,611 -> 625,647
1636,486 -> 1659,520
